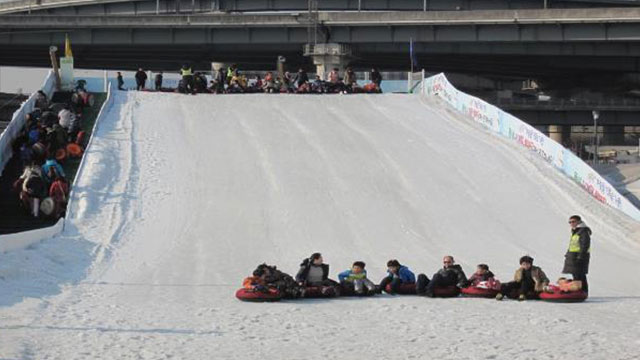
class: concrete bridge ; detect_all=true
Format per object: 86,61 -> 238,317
1,0 -> 639,15
0,5 -> 639,80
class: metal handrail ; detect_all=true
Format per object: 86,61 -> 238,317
488,96 -> 640,109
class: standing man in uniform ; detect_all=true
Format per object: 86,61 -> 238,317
180,64 -> 194,94
563,215 -> 591,293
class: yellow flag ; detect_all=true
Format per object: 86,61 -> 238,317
65,34 -> 73,58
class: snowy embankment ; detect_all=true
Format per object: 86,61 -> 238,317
1,92 -> 639,359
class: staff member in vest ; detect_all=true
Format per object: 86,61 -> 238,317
563,215 -> 591,293
180,64 -> 194,93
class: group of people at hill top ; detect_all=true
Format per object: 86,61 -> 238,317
242,215 -> 591,300
118,65 -> 383,95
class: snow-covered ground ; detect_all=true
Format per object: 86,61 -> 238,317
1,92 -> 640,359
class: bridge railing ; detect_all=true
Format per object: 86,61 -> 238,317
416,71 -> 640,221
489,96 -> 640,110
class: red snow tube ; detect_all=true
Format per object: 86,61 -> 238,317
432,286 -> 460,298
235,288 -> 281,302
461,286 -> 499,298
55,148 -> 67,162
539,290 -> 587,303
66,143 -> 83,158
302,286 -> 324,298
75,131 -> 87,146
384,283 -> 416,295
302,286 -> 339,298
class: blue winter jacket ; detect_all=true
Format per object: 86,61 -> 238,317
338,269 -> 368,283
386,265 -> 416,283
42,159 -> 65,182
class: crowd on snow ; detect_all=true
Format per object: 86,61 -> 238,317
118,64 -> 384,95
9,81 -> 94,220
242,215 -> 592,300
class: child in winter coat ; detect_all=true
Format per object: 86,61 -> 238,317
243,268 -> 273,294
338,261 -> 377,296
379,259 -> 416,294
497,255 -> 550,301
466,264 -> 501,290
252,263 -> 304,298
42,157 -> 66,184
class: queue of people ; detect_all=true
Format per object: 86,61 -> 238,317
242,215 -> 592,301
9,84 -> 93,219
119,65 -> 384,95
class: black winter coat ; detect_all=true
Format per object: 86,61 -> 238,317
371,70 -> 382,86
135,71 -> 147,84
563,223 -> 591,274
295,258 -> 329,285
435,264 -> 468,287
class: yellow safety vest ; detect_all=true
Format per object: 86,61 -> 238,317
569,233 -> 590,253
181,68 -> 192,76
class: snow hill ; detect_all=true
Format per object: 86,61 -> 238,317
1,92 -> 639,359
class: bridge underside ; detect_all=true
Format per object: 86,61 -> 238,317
0,9 -> 638,87
2,0 -> 639,16
1,42 -> 638,81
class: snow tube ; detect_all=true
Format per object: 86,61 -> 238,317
235,288 -> 281,302
461,286 -> 499,298
66,143 -> 83,158
363,83 -> 380,93
75,131 -> 86,146
340,284 -> 375,297
32,142 -> 46,158
539,290 -> 587,303
40,197 -> 56,217
432,286 -> 461,298
302,286 -> 339,298
384,283 -> 416,295
55,148 -> 67,162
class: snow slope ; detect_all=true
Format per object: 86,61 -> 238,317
1,92 -> 640,359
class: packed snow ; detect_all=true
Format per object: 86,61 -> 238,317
1,92 -> 640,359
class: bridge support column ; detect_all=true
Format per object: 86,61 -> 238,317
548,125 -> 567,143
603,126 -> 626,145
303,43 -> 351,80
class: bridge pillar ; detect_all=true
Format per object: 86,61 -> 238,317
603,126 -> 626,145
548,125 -> 566,144
303,43 -> 352,80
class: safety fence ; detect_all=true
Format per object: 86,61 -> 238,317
417,72 -> 640,221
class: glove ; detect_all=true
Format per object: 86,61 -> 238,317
254,285 -> 269,293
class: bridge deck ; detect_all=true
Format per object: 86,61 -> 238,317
1,8 -> 640,28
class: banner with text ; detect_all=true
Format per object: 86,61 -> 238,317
422,73 -> 640,221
